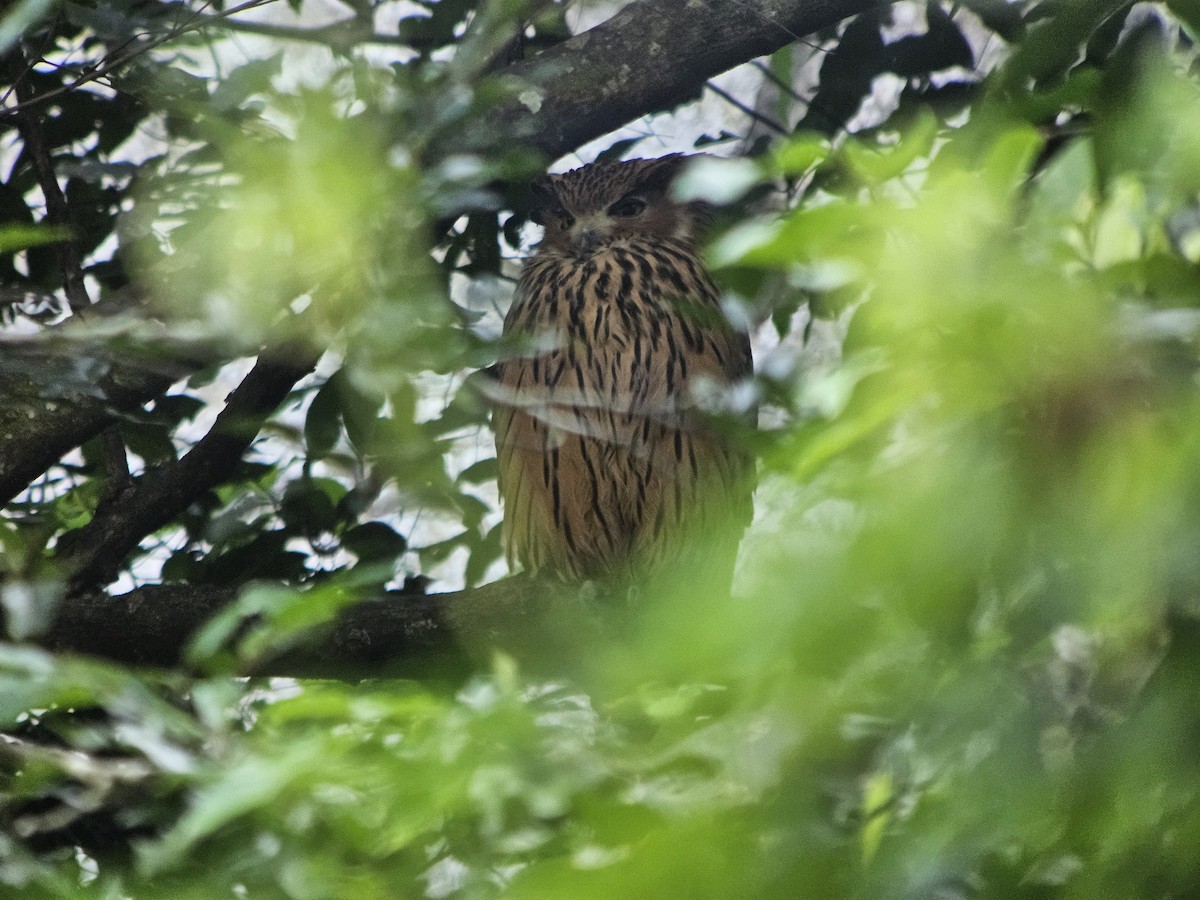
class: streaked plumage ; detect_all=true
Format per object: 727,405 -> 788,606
493,155 -> 753,589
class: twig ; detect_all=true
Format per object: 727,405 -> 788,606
751,58 -> 811,104
0,0 -> 278,120
4,49 -> 91,312
99,426 -> 132,500
165,9 -> 409,48
706,79 -> 790,136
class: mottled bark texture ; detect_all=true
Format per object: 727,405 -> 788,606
48,576 -> 608,678
470,0 -> 882,159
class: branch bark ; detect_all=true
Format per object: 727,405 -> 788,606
46,575 -> 606,678
4,50 -> 91,313
0,341 -> 197,507
461,0 -> 881,161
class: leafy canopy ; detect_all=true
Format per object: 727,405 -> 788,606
3,1 -> 1200,897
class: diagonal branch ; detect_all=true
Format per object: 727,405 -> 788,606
705,79 -> 791,136
151,6 -> 419,49
55,349 -> 320,593
4,49 -> 90,313
459,0 -> 879,162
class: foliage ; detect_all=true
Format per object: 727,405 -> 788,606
3,0 -> 1200,897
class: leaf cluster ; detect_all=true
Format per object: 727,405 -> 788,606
4,1 -> 1200,897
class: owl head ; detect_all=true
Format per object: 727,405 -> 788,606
529,155 -> 706,256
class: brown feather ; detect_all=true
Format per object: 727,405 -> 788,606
494,157 -> 753,589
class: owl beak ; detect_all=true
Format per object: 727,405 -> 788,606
572,228 -> 603,255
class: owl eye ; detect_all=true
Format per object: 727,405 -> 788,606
607,196 -> 647,218
532,207 -> 574,230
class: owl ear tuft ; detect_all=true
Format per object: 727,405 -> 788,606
632,154 -> 690,195
529,176 -> 561,226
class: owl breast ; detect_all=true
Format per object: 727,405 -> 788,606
493,235 -> 753,586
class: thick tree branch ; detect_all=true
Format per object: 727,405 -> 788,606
45,575 -> 603,678
460,0 -> 880,161
56,351 -> 319,593
0,341 -> 199,507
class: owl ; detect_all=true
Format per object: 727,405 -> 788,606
492,155 -> 754,591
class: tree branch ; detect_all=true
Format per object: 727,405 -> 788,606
3,49 -> 91,313
154,6 -> 419,49
0,339 -> 202,507
458,0 -> 880,161
45,575 -> 603,678
55,350 -> 319,593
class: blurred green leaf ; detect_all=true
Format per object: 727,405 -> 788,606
7,2 -> 1200,897
772,131 -> 830,176
0,0 -> 54,53
842,105 -> 939,183
1000,0 -> 1132,91
0,223 -> 68,254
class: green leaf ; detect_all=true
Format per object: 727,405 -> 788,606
1,580 -> 62,641
119,419 -> 177,466
797,9 -> 886,135
672,157 -> 762,205
209,55 -> 283,113
594,137 -> 644,164
1000,0 -> 1132,90
457,457 -> 497,484
139,745 -> 313,874
884,2 -> 974,77
342,521 -> 408,563
279,478 -> 342,534
332,369 -> 383,454
842,106 -> 939,183
0,224 -> 68,254
304,379 -> 342,460
0,0 -> 55,54
961,0 -> 1025,42
772,132 -> 830,176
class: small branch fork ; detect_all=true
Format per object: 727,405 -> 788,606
56,349 -> 320,594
